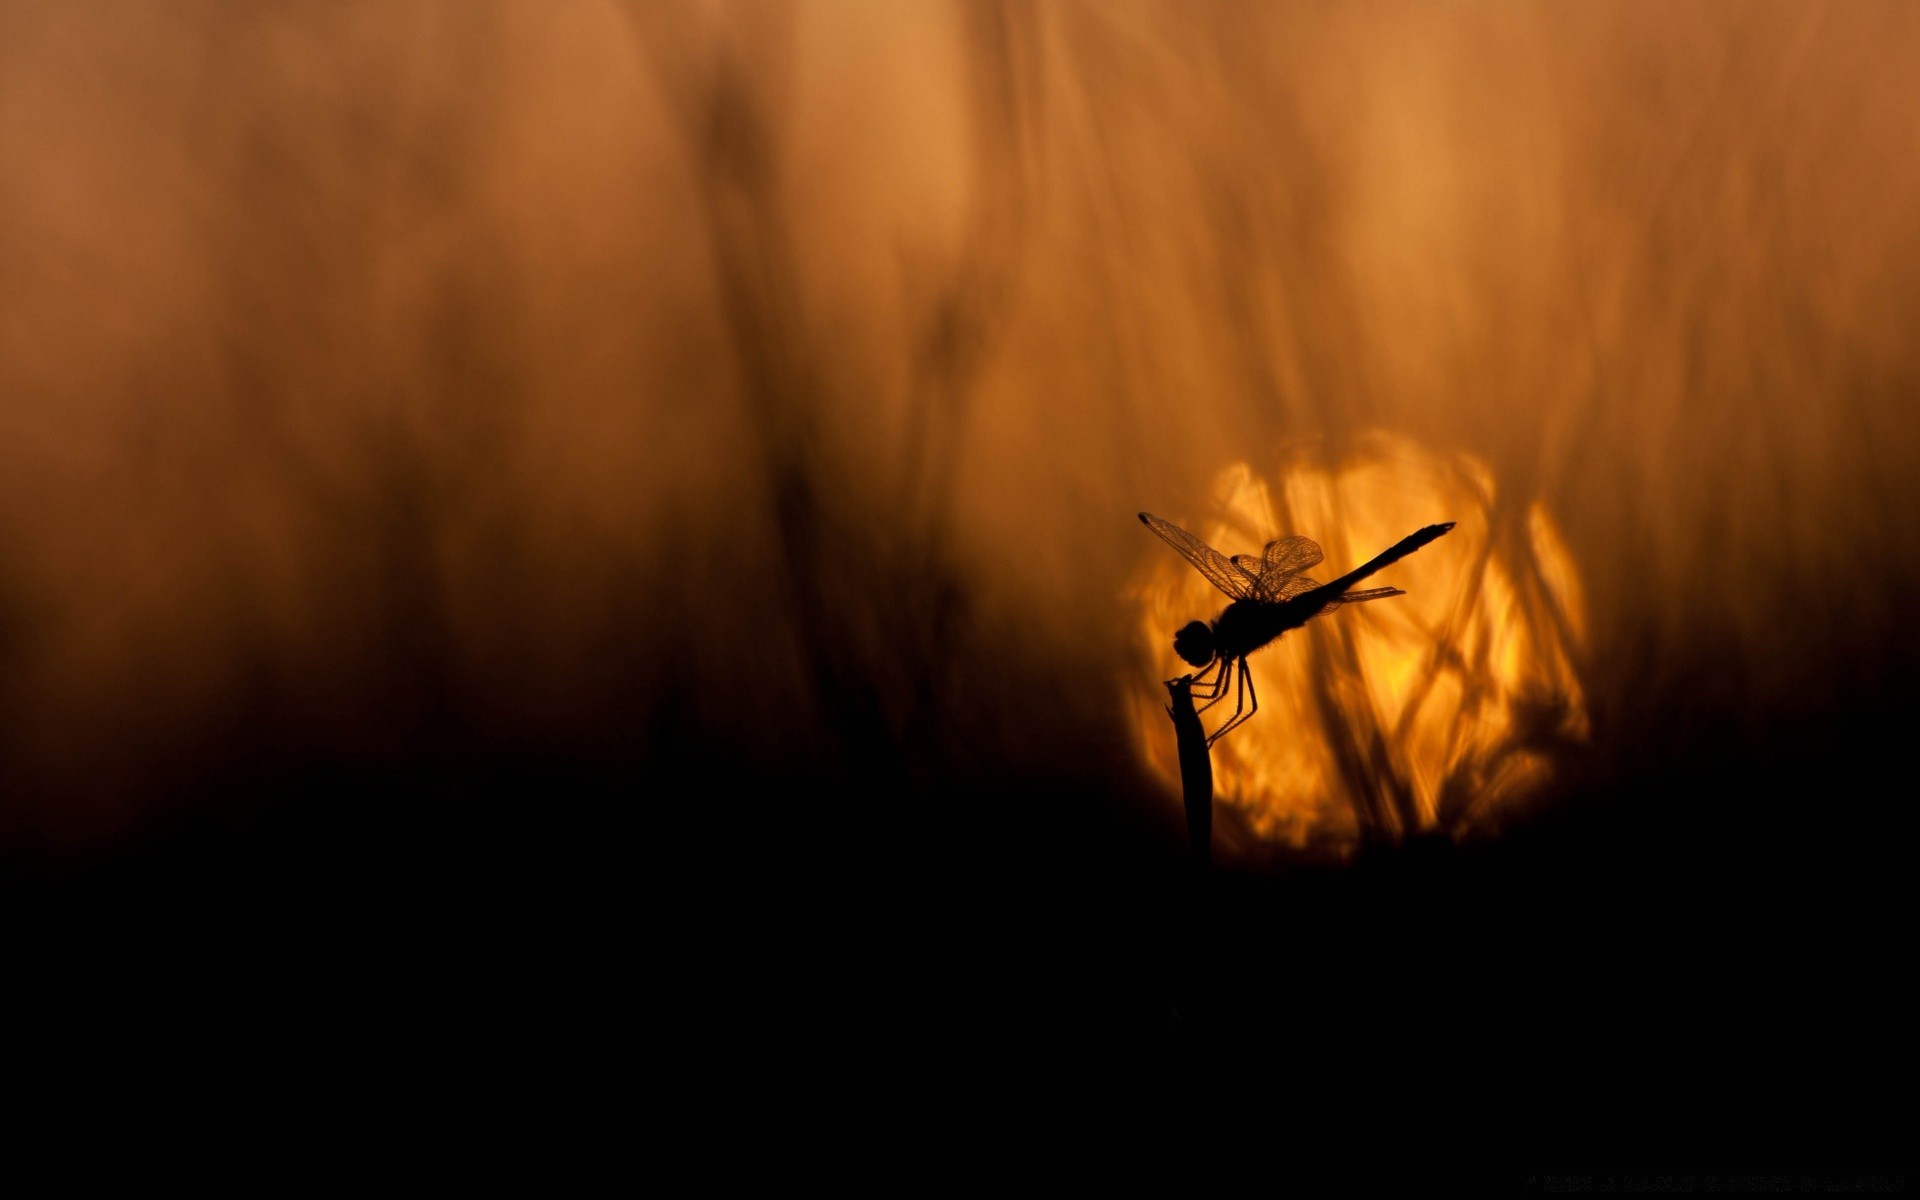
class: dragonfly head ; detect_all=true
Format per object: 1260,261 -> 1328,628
1173,620 -> 1216,669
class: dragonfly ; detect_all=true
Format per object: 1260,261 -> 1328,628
1139,512 -> 1455,745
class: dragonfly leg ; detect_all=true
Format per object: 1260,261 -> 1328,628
1205,659 -> 1243,744
1204,658 -> 1249,746
1168,656 -> 1225,697
1205,656 -> 1251,741
1192,658 -> 1232,709
1209,658 -> 1259,744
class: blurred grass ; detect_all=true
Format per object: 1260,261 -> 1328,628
0,2 -> 1914,843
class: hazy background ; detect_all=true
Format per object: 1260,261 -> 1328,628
0,2 -> 1914,1148
4,1 -> 1916,842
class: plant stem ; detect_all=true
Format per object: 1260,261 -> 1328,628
1165,674 -> 1212,873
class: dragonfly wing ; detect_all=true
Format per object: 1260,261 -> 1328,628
1338,586 -> 1404,604
1318,586 -> 1405,618
1230,552 -> 1268,591
1262,535 -> 1324,578
1139,512 -> 1253,600
1253,535 -> 1325,600
1273,573 -> 1325,601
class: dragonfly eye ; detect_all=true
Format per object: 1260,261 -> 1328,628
1173,620 -> 1215,668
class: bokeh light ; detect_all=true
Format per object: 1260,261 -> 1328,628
1132,434 -> 1588,852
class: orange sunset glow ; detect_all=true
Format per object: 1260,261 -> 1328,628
1131,435 -> 1587,851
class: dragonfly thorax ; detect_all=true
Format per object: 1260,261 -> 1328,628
1172,600 -> 1304,669
1211,597 -> 1309,661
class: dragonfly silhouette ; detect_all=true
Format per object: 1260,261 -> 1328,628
1140,512 -> 1455,745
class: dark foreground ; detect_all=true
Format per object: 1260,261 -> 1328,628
2,691 -> 1906,1179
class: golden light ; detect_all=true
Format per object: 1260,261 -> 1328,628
1130,433 -> 1589,854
